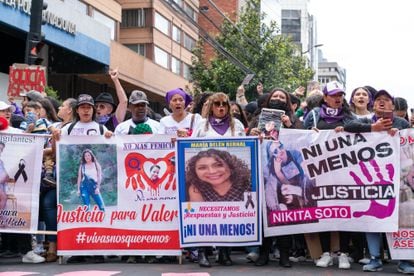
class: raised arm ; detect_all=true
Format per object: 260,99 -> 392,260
109,68 -> 128,124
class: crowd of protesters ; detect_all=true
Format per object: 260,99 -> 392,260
0,70 -> 413,274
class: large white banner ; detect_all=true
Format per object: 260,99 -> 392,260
386,129 -> 414,259
0,133 -> 44,233
57,135 -> 180,256
264,129 -> 400,237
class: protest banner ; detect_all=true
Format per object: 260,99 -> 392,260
386,129 -> 414,259
176,137 -> 262,247
263,129 -> 400,237
0,133 -> 44,233
8,64 -> 46,97
56,135 -> 180,256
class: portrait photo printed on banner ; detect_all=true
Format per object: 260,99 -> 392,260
264,128 -> 400,237
57,135 -> 181,256
176,137 -> 262,247
58,143 -> 117,213
0,133 -> 44,233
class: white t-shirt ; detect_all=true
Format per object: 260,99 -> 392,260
192,118 -> 246,137
158,113 -> 202,135
61,121 -> 108,136
114,118 -> 160,135
1,127 -> 23,134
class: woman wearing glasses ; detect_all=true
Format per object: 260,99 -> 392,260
192,92 -> 245,137
190,92 -> 245,268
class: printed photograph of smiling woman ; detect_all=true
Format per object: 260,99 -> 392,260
185,149 -> 251,202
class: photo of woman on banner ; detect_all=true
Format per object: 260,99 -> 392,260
264,141 -> 315,212
186,148 -> 251,202
149,164 -> 161,184
77,149 -> 105,211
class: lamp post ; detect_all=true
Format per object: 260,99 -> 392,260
302,43 -> 323,81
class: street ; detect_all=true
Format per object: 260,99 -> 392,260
0,252 -> 402,275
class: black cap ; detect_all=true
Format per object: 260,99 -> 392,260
95,92 -> 116,109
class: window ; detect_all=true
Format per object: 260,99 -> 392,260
155,12 -> 169,36
121,9 -> 146,28
93,9 -> 116,40
184,33 -> 195,51
124,44 -> 146,56
154,46 -> 169,69
171,56 -> 181,75
281,9 -> 301,43
184,3 -> 197,21
183,63 -> 191,80
172,25 -> 181,43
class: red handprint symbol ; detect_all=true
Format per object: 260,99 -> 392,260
349,160 -> 396,219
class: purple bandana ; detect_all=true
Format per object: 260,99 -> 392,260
209,115 -> 230,135
319,104 -> 345,124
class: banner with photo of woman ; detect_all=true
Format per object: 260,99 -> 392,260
386,128 -> 414,259
57,135 -> 180,256
0,133 -> 44,233
176,137 -> 262,247
264,129 -> 400,237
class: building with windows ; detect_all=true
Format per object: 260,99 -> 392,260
318,60 -> 347,89
0,0 -> 198,112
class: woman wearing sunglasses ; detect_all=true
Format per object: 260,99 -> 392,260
192,92 -> 245,137
190,92 -> 245,268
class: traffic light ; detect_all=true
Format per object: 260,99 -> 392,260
27,36 -> 45,65
25,0 -> 48,65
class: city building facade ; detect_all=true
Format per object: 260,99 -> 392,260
0,0 -> 197,112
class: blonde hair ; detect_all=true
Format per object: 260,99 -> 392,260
204,92 -> 236,136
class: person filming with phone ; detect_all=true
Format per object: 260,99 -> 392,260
345,89 -> 410,136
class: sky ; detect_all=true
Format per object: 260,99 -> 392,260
309,0 -> 414,111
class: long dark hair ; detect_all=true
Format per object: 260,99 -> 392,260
186,149 -> 251,194
81,149 -> 98,165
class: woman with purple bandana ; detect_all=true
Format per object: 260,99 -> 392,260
158,88 -> 201,136
190,92 -> 245,268
303,81 -> 356,270
304,81 -> 355,132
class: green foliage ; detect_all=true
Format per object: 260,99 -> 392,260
190,0 -> 314,100
58,144 -> 117,210
45,86 -> 62,104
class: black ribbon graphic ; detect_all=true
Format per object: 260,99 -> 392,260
14,159 -> 28,183
245,192 -> 255,209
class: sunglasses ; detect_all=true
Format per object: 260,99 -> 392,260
213,101 -> 228,107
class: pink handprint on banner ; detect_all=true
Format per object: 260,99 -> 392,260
349,160 -> 396,219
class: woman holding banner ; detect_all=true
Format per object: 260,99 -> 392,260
345,89 -> 413,273
304,81 -> 355,270
248,88 -> 303,268
191,92 -> 246,267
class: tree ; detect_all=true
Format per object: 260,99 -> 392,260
190,0 -> 314,100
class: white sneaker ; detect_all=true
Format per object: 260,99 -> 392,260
338,253 -> 351,269
246,252 -> 259,262
33,244 -> 45,254
358,257 -> 370,265
22,250 -> 45,263
316,252 -> 333,267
